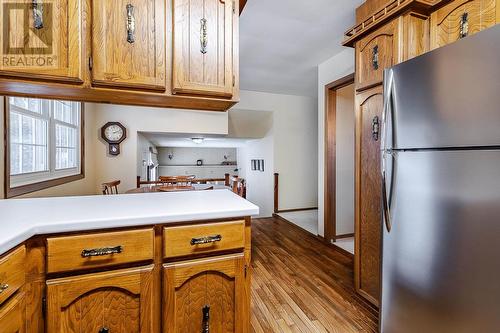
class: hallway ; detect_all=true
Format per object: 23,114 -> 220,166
251,217 -> 378,332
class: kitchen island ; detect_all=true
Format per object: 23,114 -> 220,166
0,189 -> 258,332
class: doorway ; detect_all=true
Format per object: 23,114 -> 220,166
324,74 -> 355,255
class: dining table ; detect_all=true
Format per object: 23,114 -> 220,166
125,183 -> 230,194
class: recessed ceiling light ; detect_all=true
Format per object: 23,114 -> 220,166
191,137 -> 204,144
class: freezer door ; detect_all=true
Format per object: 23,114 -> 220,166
381,150 -> 500,333
386,25 -> 500,150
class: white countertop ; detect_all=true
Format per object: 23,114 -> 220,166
0,189 -> 259,256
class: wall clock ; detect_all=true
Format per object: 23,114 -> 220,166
101,122 -> 127,156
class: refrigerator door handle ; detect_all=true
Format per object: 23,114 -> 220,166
382,160 -> 392,232
381,69 -> 394,153
382,69 -> 395,232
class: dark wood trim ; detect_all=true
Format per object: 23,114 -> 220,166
239,0 -> 247,14
274,172 -> 279,213
277,207 -> 318,214
4,98 -> 86,198
335,233 -> 355,240
324,74 -> 355,244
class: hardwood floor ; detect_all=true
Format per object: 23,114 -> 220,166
251,217 -> 378,332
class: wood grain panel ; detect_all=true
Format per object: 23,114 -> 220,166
91,0 -> 166,90
163,220 -> 245,259
355,86 -> 383,306
400,12 -> 430,61
0,246 -> 25,306
173,0 -> 234,97
46,265 -> 154,333
356,20 -> 399,92
163,254 -> 245,333
430,0 -> 497,49
0,291 -> 26,333
0,0 -> 83,83
46,228 -> 154,273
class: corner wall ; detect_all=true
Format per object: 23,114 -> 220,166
317,48 -> 355,237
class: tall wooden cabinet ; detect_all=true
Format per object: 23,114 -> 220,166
46,266 -> 155,333
91,0 -> 166,90
345,0 -> 498,306
430,0 -> 498,48
354,86 -> 384,305
172,0 -> 235,97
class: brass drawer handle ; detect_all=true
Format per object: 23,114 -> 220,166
190,235 -> 222,246
0,283 -> 9,293
200,18 -> 208,54
126,4 -> 136,43
32,0 -> 44,29
81,245 -> 123,258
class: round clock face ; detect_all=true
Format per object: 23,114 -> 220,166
104,124 -> 124,142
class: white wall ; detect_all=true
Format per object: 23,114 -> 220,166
90,103 -> 228,193
237,135 -> 274,218
335,83 -> 355,236
234,90 -> 318,213
317,48 -> 355,237
137,133 -> 156,181
158,147 -> 237,166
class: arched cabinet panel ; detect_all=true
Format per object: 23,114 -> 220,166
46,265 -> 154,333
163,254 -> 247,333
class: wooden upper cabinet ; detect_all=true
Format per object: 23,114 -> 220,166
430,0 -> 498,49
0,0 -> 83,83
163,254 -> 247,333
173,0 -> 234,98
46,265 -> 155,333
355,85 -> 384,306
355,20 -> 399,92
91,0 -> 166,91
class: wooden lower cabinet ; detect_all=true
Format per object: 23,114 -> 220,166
163,254 -> 248,333
46,265 -> 155,333
354,85 -> 384,306
0,292 -> 26,333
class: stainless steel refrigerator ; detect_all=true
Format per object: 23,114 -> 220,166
380,25 -> 500,333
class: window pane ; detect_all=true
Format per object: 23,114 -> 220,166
10,97 -> 47,116
17,114 -> 47,145
56,124 -> 77,148
56,147 -> 77,170
54,100 -> 79,125
10,143 -> 21,175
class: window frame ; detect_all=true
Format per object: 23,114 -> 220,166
4,97 -> 85,198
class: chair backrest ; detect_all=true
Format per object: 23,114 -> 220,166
102,180 -> 121,195
159,175 -> 195,186
231,177 -> 246,198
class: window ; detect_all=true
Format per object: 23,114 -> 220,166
5,97 -> 84,197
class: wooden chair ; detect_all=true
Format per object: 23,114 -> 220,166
231,177 -> 246,198
158,175 -> 195,186
102,180 -> 120,195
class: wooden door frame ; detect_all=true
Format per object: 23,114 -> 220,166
324,74 -> 355,244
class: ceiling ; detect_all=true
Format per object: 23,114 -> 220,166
141,132 -> 252,148
239,0 -> 363,97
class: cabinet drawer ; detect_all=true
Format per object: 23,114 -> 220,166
0,246 -> 25,306
163,221 -> 245,259
356,19 -> 399,91
46,229 -> 154,273
0,292 -> 25,333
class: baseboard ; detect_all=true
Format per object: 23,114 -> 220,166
316,235 -> 354,259
335,233 -> 354,240
276,207 -> 318,214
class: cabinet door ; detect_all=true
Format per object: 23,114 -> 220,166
163,254 -> 248,333
355,20 -> 399,92
0,0 -> 83,82
430,0 -> 498,49
354,86 -> 383,306
0,292 -> 26,333
173,0 -> 234,98
46,265 -> 154,333
91,0 -> 166,90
